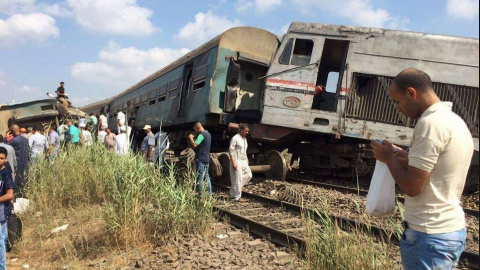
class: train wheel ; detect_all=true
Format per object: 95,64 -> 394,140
264,150 -> 288,181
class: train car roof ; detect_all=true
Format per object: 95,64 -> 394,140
288,22 -> 479,42
0,98 -> 57,110
79,98 -> 111,112
108,26 -> 278,102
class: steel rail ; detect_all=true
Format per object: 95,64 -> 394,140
287,177 -> 480,218
214,183 -> 397,242
213,182 -> 480,269
213,206 -> 306,252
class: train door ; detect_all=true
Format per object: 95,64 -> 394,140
312,39 -> 349,112
179,64 -> 193,117
224,59 -> 269,122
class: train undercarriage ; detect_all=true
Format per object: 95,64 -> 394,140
155,122 -> 479,193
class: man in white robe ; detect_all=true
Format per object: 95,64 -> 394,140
116,126 -> 129,156
229,124 -> 252,202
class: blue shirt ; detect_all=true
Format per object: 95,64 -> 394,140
195,130 -> 211,164
68,125 -> 80,143
0,167 -> 14,222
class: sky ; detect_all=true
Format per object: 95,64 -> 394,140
0,0 -> 478,107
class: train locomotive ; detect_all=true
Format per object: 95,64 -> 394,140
81,23 -> 479,188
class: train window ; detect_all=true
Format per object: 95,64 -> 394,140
291,39 -> 313,66
149,88 -> 158,106
280,38 -> 314,66
168,78 -> 180,99
134,97 -> 140,110
279,38 -> 293,65
141,93 -> 148,107
325,72 -> 339,93
158,83 -> 167,102
193,64 -> 208,91
245,72 -> 253,82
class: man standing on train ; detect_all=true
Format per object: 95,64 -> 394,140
188,122 -> 212,196
371,68 -> 473,270
229,124 -> 252,202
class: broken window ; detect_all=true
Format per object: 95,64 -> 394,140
279,38 -> 313,66
313,39 -> 349,111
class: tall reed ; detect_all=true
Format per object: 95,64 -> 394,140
304,210 -> 395,270
25,143 -> 215,247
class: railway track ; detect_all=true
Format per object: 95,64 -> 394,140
286,177 -> 480,218
213,182 -> 480,269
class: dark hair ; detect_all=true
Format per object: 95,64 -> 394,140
33,126 -> 43,132
239,123 -> 249,130
0,147 -> 8,157
393,68 -> 433,93
60,81 -> 65,84
0,135 -> 3,142
193,122 -> 202,128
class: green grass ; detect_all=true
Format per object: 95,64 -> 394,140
24,143 -> 215,248
303,209 -> 396,270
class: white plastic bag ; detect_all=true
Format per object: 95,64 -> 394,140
366,160 -> 396,217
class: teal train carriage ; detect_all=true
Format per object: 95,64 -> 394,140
99,27 -> 278,150
80,98 -> 110,117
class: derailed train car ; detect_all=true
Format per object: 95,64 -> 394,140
82,27 -> 278,148
0,99 -> 86,134
259,23 -> 479,182
82,23 -> 479,186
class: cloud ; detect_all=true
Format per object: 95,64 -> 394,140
0,0 -> 36,15
71,41 -> 190,96
0,0 -> 72,17
66,0 -> 158,36
40,2 -> 74,18
175,11 -> 242,47
235,0 -> 254,13
0,13 -> 60,48
255,0 -> 283,13
0,77 -> 45,104
291,0 -> 410,29
446,0 -> 479,20
235,0 -> 282,13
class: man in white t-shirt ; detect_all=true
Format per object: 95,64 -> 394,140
98,128 -> 107,144
117,109 -> 125,134
371,68 -> 474,270
99,113 -> 108,131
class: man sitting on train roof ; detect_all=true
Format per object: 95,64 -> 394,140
55,81 -> 72,108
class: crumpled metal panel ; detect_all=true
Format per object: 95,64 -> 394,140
0,99 -> 86,135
